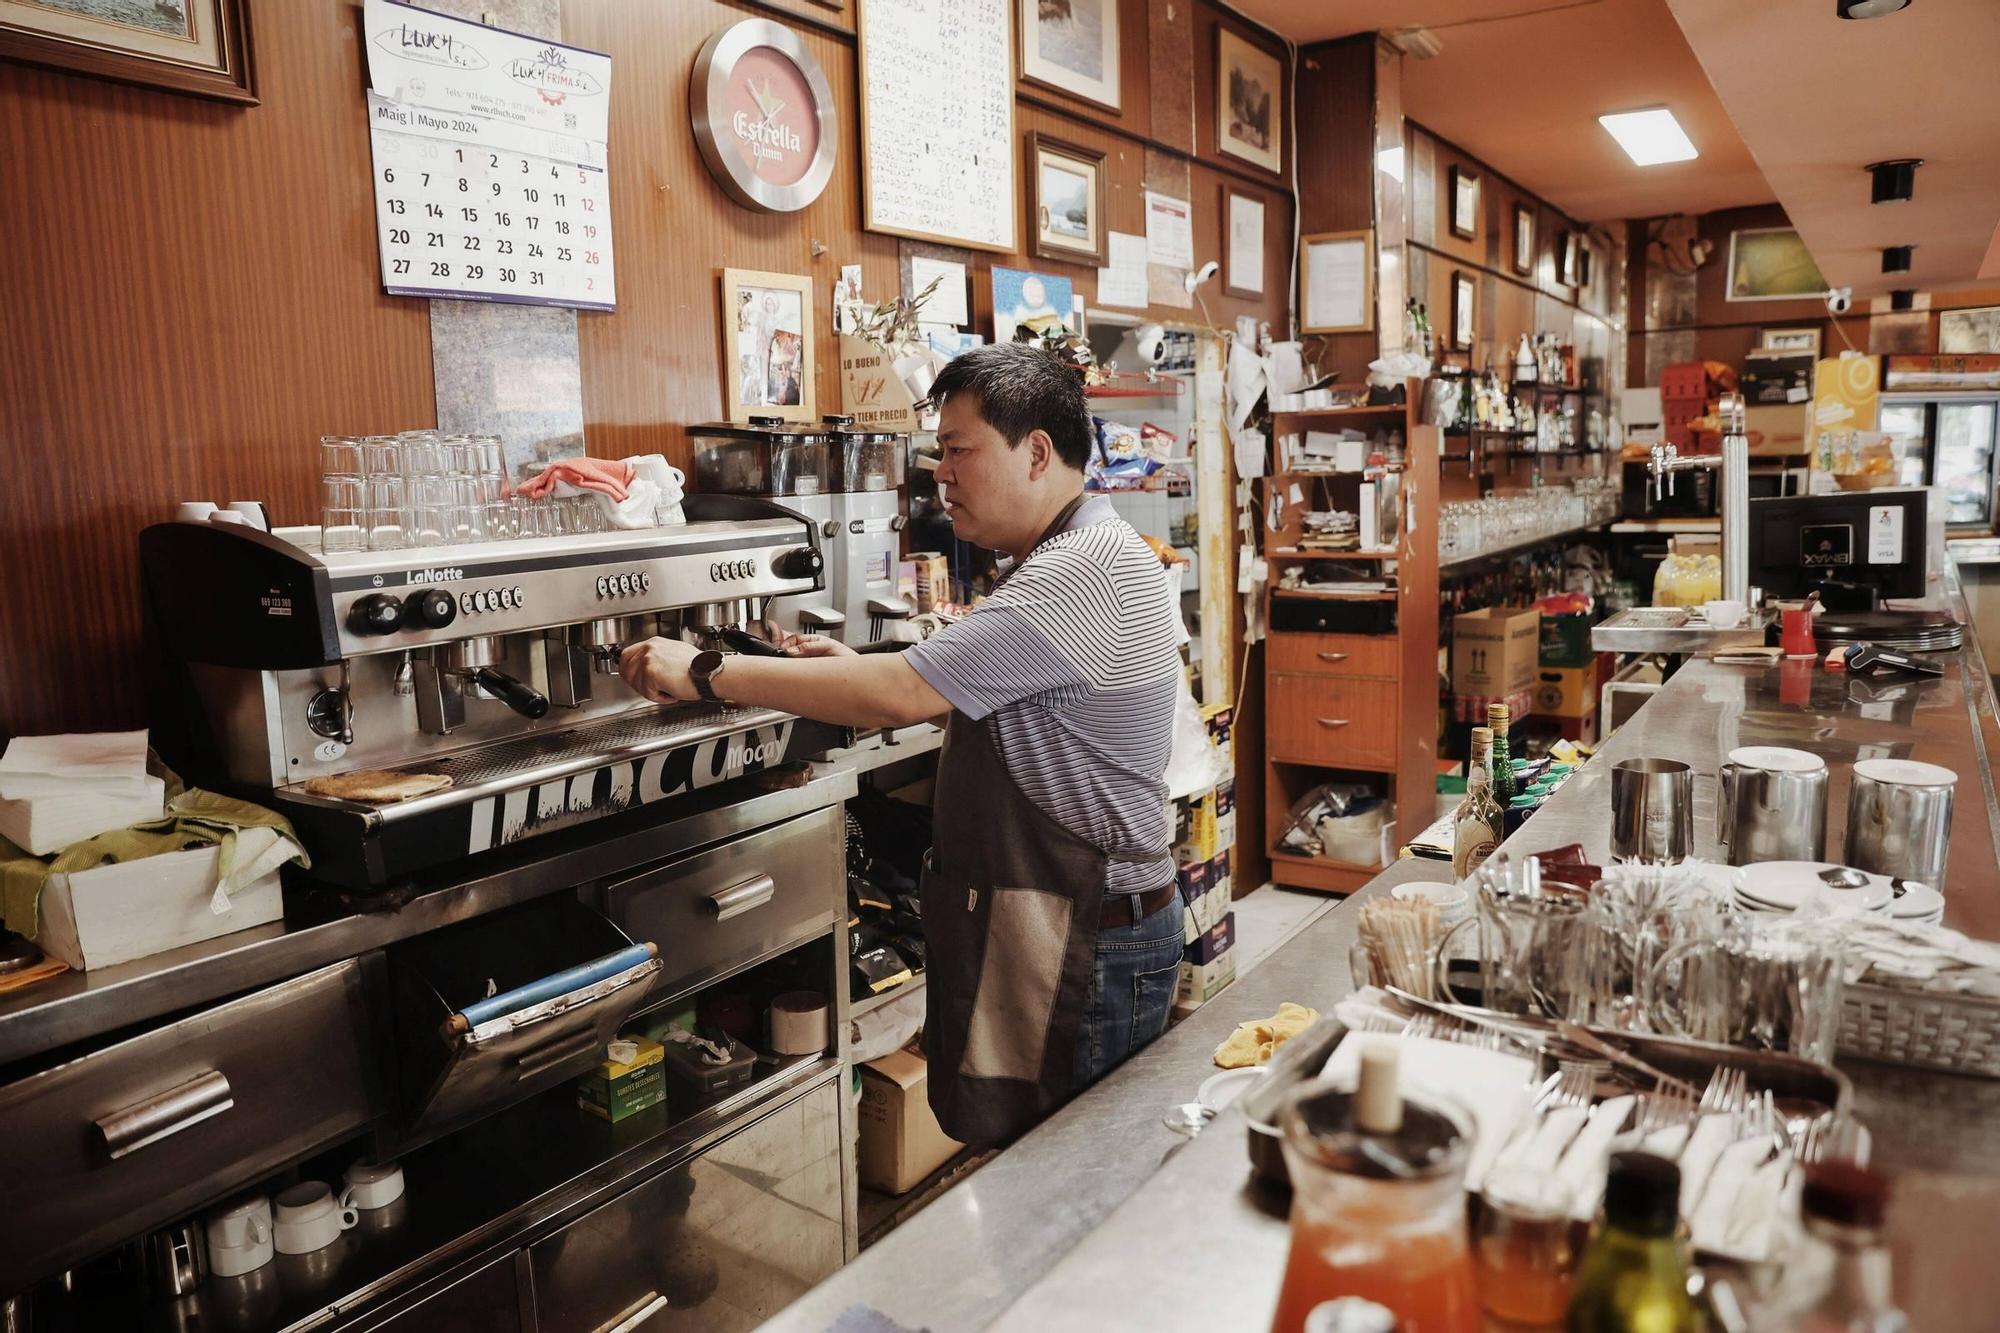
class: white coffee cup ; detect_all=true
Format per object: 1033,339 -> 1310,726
344,1160 -> 406,1211
271,1181 -> 359,1255
205,1196 -> 274,1277
226,501 -> 270,531
1702,598 -> 1747,629
210,511 -> 251,526
175,502 -> 219,523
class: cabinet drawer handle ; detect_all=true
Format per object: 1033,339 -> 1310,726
1316,652 -> 1350,663
96,1070 -> 234,1160
706,873 -> 776,921
605,1294 -> 670,1332
1317,718 -> 1351,728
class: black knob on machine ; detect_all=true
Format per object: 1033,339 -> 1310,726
771,545 -> 824,580
347,593 -> 404,636
404,587 -> 458,630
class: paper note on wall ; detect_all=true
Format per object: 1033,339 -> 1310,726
1097,231 -> 1148,309
1145,191 -> 1194,268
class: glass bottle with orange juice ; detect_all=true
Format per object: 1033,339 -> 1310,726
1270,1044 -> 1482,1333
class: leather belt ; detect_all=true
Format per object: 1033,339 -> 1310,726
1097,881 -> 1179,928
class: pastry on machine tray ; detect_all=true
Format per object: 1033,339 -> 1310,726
301,770 -> 453,803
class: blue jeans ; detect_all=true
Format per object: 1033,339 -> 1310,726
1072,892 -> 1185,1089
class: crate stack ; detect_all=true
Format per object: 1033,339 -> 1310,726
1172,705 -> 1237,1020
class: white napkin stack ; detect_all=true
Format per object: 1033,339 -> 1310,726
0,731 -> 166,855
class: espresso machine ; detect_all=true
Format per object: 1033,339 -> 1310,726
691,416 -> 911,643
138,495 -> 841,889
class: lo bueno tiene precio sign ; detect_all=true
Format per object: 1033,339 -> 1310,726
691,20 -> 837,214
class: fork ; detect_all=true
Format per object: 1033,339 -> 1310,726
1634,1080 -> 1697,1136
1699,1066 -> 1749,1119
1545,1060 -> 1600,1112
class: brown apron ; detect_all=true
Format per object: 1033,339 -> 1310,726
918,494 -> 1173,1146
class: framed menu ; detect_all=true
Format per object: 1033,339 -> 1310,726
1300,229 -> 1373,334
858,0 -> 1014,253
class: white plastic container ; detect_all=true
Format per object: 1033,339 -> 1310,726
35,847 -> 284,971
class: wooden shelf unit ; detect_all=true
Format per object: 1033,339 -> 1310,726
1260,388 -> 1440,897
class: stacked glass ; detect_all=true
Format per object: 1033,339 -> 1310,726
319,436 -> 366,554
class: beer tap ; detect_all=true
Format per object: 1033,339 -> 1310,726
1647,392 -> 1749,607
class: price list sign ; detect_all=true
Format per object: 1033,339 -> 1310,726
362,0 -> 615,311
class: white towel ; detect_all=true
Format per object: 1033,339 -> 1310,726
1555,1096 -> 1634,1220
0,731 -> 153,799
1675,1115 -> 1737,1217
1687,1137 -> 1772,1249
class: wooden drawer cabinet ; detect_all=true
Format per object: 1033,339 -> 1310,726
1268,632 -> 1399,679
1266,674 -> 1399,770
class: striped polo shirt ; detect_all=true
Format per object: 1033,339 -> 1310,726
904,495 -> 1181,894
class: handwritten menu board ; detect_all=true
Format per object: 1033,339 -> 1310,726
859,0 -> 1014,253
362,0 -> 615,311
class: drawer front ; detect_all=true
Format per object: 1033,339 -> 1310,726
530,1078 -> 844,1331
602,805 -> 843,1000
347,1253 -> 526,1333
0,957 -> 384,1291
1268,631 -> 1399,679
1267,674 -> 1399,769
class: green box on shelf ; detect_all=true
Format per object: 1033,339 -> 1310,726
1538,612 -> 1594,667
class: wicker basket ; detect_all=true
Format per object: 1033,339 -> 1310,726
1839,981 -> 2000,1079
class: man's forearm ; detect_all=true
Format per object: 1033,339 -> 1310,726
711,653 -> 950,730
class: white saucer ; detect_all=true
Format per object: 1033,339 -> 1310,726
1198,1067 -> 1267,1113
1883,878 -> 1946,921
1734,861 -> 1893,914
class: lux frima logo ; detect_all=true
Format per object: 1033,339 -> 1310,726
731,75 -> 801,163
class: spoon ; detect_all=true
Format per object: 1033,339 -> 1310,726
1817,865 -> 1870,890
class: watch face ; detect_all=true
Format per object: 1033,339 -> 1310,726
692,650 -> 725,677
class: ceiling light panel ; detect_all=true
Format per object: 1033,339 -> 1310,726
1598,107 -> 1699,166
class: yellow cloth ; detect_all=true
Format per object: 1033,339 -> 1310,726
0,789 -> 308,938
1212,1001 -> 1322,1069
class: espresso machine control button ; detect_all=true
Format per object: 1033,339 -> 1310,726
404,587 -> 458,630
636,573 -> 650,592
459,590 -> 477,615
347,593 -> 405,636
771,546 -> 824,580
595,576 -> 609,599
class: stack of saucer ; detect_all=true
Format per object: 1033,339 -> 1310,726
1733,861 -> 1943,925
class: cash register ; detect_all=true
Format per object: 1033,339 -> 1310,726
1748,488 -> 1962,651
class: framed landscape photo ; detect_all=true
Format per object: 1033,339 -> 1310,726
1028,132 -> 1107,266
1727,226 -> 1829,302
0,0 -> 254,103
722,268 -> 817,423
1224,185 -> 1266,300
1448,166 -> 1479,240
1020,0 -> 1119,111
1216,26 -> 1282,175
1512,203 -> 1534,276
1451,270 -> 1476,351
1939,306 -> 2000,355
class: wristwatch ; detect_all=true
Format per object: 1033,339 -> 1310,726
689,650 -> 726,703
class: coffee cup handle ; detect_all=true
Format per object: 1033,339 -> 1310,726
249,1215 -> 271,1245
337,1188 -> 359,1230
1716,764 -> 1736,849
1647,938 -> 1703,1035
1432,915 -> 1477,1003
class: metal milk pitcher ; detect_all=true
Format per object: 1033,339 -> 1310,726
1844,758 -> 1955,891
1717,746 -> 1828,866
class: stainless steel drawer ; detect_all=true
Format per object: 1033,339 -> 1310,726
529,1077 -> 845,1331
344,1252 -> 526,1333
601,805 -> 843,1000
0,957 -> 386,1292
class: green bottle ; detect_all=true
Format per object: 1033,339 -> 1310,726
1566,1152 -> 1700,1333
1486,703 -> 1520,804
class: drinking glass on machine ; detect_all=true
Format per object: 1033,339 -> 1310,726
320,475 -> 365,553
364,471 -> 408,550
1648,917 -> 1845,1062
320,435 -> 364,481
1610,758 -> 1694,864
406,475 -> 454,548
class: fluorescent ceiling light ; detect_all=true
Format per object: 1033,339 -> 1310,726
1598,107 -> 1699,166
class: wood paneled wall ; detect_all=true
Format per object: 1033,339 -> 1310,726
0,0 -> 1296,738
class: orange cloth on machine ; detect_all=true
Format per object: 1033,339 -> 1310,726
516,458 -> 636,502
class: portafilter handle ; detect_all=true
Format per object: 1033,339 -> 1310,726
470,668 -> 549,720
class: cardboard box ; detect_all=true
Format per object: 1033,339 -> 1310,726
577,1036 -> 666,1123
909,552 -> 951,613
839,334 -> 925,433
1532,662 -> 1601,719
1174,789 -> 1219,866
1745,403 -> 1809,458
1452,687 -> 1535,726
1741,352 -> 1815,406
1538,612 -> 1594,668
35,846 -> 284,972
1201,853 -> 1232,931
857,1048 -> 963,1194
1187,910 -> 1235,964
1451,606 -> 1541,696
1179,912 -> 1237,1004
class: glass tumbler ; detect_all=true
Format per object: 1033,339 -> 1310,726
319,435 -> 364,480
365,473 -> 408,551
321,475 -> 365,553
1474,1167 -> 1579,1327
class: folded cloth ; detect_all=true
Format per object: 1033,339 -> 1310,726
516,458 -> 635,502
1213,1001 -> 1322,1068
1688,1137 -> 1774,1253
0,731 -> 153,799
1555,1095 -> 1634,1220
0,788 -> 309,937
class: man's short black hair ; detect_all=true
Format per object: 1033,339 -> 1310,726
927,342 -> 1094,472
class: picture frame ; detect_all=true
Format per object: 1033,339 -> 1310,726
1760,327 -> 1824,356
1223,185 -> 1267,300
1578,242 -> 1593,289
1299,229 -> 1373,334
0,0 -> 255,104
1726,226 -> 1830,302
1216,26 -> 1282,175
1939,306 -> 2000,355
721,268 -> 817,424
1512,203 -> 1534,276
1451,270 -> 1476,352
1019,0 -> 1119,111
1028,132 -> 1107,266
1448,166 -> 1479,241
1557,231 -> 1582,287
991,265 -> 1075,345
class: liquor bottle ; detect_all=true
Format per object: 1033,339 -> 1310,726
1405,300 -> 1421,355
1514,333 -> 1536,384
1486,703 -> 1520,804
1452,728 -> 1503,880
1777,1163 -> 1910,1332
1416,304 -> 1433,358
1566,1154 -> 1699,1333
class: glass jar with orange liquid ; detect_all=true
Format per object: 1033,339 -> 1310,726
1269,1045 -> 1482,1333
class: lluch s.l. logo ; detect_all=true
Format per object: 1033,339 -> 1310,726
506,45 -> 606,105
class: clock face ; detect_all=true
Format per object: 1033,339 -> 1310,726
725,46 -> 820,189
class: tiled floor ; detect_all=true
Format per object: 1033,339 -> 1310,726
1231,881 -> 1340,977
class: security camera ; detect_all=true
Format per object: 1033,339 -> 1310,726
1827,287 -> 1854,315
1183,260 -> 1220,294
1136,323 -> 1167,366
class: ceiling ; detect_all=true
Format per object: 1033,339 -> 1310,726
1226,0 -> 1775,221
1668,0 -> 2000,297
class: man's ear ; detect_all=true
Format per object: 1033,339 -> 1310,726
1025,429 -> 1055,480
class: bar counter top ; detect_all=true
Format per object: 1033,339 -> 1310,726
768,585 -> 2000,1332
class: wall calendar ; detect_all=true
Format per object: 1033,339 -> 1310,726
361,0 -> 615,311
